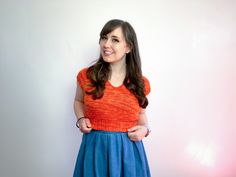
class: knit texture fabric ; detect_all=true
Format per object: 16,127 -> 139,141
77,68 -> 151,132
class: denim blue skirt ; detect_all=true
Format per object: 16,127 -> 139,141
73,130 -> 151,177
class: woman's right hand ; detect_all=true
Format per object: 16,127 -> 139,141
78,118 -> 92,133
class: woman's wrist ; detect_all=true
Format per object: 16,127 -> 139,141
76,116 -> 86,128
143,124 -> 151,137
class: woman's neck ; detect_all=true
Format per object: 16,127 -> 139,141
109,57 -> 126,75
110,64 -> 126,75
109,59 -> 126,85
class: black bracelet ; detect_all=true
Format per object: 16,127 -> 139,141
144,125 -> 151,137
76,116 -> 86,128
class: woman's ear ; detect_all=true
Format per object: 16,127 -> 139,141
126,46 -> 131,54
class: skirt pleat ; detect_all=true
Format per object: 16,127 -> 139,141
73,130 -> 151,177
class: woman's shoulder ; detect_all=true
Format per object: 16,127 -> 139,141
142,75 -> 149,82
78,67 -> 88,75
142,75 -> 151,95
142,75 -> 150,86
77,67 -> 89,78
77,67 -> 89,87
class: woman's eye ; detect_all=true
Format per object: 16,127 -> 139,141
112,39 -> 119,43
101,36 -> 107,40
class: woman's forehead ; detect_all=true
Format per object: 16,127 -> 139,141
105,27 -> 124,38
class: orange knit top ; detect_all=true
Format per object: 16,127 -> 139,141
77,68 -> 151,132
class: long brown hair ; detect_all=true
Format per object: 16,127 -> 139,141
86,19 -> 148,108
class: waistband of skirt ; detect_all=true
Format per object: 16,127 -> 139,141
91,129 -> 128,135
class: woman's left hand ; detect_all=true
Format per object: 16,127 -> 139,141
128,125 -> 148,141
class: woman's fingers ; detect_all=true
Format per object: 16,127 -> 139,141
128,125 -> 147,141
79,118 -> 92,133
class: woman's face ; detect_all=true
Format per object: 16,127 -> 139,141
100,27 -> 130,64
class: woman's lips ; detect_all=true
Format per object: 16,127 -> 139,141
103,51 -> 113,56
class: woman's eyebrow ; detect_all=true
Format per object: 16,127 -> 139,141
111,35 -> 120,39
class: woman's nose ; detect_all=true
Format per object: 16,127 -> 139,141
103,39 -> 111,48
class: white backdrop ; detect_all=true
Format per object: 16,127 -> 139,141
0,0 -> 235,177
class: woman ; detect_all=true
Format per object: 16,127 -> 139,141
73,19 -> 151,177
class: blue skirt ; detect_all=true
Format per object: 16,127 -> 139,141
73,130 -> 151,177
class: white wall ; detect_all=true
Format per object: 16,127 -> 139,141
0,0 -> 235,177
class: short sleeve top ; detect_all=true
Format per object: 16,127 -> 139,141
77,67 -> 151,132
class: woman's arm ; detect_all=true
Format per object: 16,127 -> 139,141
137,108 -> 148,125
74,83 -> 92,133
128,108 -> 150,141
